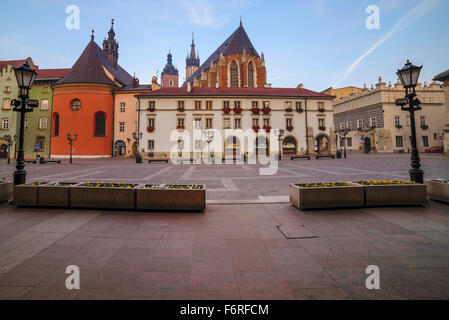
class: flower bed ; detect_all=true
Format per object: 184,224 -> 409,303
13,182 -> 49,207
70,182 -> 138,209
357,180 -> 427,207
289,182 -> 364,210
136,184 -> 205,211
0,180 -> 13,203
38,182 -> 78,207
425,179 -> 449,204
234,107 -> 243,114
223,106 -> 231,114
147,126 -> 155,133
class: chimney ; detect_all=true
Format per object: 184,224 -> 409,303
132,74 -> 139,88
187,82 -> 192,93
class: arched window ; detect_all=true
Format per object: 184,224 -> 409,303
248,61 -> 254,88
230,61 -> 239,87
94,112 -> 106,137
53,113 -> 59,136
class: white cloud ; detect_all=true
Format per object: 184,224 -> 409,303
183,0 -> 214,26
333,0 -> 443,87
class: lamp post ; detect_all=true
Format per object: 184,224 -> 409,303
339,128 -> 349,159
11,62 -> 38,185
396,60 -> 424,183
274,129 -> 285,161
132,131 -> 143,163
203,130 -> 214,163
67,134 -> 78,164
3,135 -> 12,164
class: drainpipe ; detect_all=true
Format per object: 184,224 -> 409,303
111,90 -> 115,157
136,96 -> 142,163
48,81 -> 54,159
304,98 -> 309,155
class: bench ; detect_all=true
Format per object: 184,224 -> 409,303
291,156 -> 311,160
24,160 -> 37,164
148,159 -> 169,164
315,155 -> 335,160
177,159 -> 201,164
42,160 -> 61,164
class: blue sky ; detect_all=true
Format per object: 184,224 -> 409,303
1,0 -> 448,91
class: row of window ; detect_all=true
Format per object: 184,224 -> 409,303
52,112 -> 106,137
395,134 -> 434,148
138,118 -> 326,131
394,115 -> 427,127
230,60 -> 255,88
140,100 -> 324,110
339,115 -> 428,130
2,98 -> 49,111
1,117 -> 48,130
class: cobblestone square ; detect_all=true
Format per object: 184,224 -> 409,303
0,153 -> 448,299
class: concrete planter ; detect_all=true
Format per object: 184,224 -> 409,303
289,183 -> 364,210
136,185 -> 206,211
0,181 -> 13,203
363,183 -> 427,207
70,183 -> 138,210
13,183 -> 48,207
425,180 -> 449,204
38,182 -> 78,207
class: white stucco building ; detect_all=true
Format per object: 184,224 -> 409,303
135,86 -> 335,161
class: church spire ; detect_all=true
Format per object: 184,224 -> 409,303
103,19 -> 119,69
108,18 -> 115,40
186,32 -> 200,69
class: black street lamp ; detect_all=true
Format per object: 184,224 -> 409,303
67,134 -> 78,164
11,62 -> 38,185
396,60 -> 424,183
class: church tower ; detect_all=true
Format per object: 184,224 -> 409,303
186,33 -> 200,80
161,50 -> 179,87
103,19 -> 119,69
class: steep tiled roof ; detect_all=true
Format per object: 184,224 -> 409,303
136,87 -> 333,99
0,58 -> 35,70
35,68 -> 70,80
56,39 -> 132,86
0,59 -> 27,69
186,23 -> 259,83
434,68 -> 449,82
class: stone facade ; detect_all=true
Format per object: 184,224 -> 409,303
333,77 -> 446,153
433,69 -> 449,154
192,52 -> 267,89
186,23 -> 267,89
322,86 -> 362,101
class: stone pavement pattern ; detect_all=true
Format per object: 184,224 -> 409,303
1,153 -> 448,201
0,200 -> 449,300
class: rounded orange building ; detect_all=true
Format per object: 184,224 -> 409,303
51,21 -> 132,158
